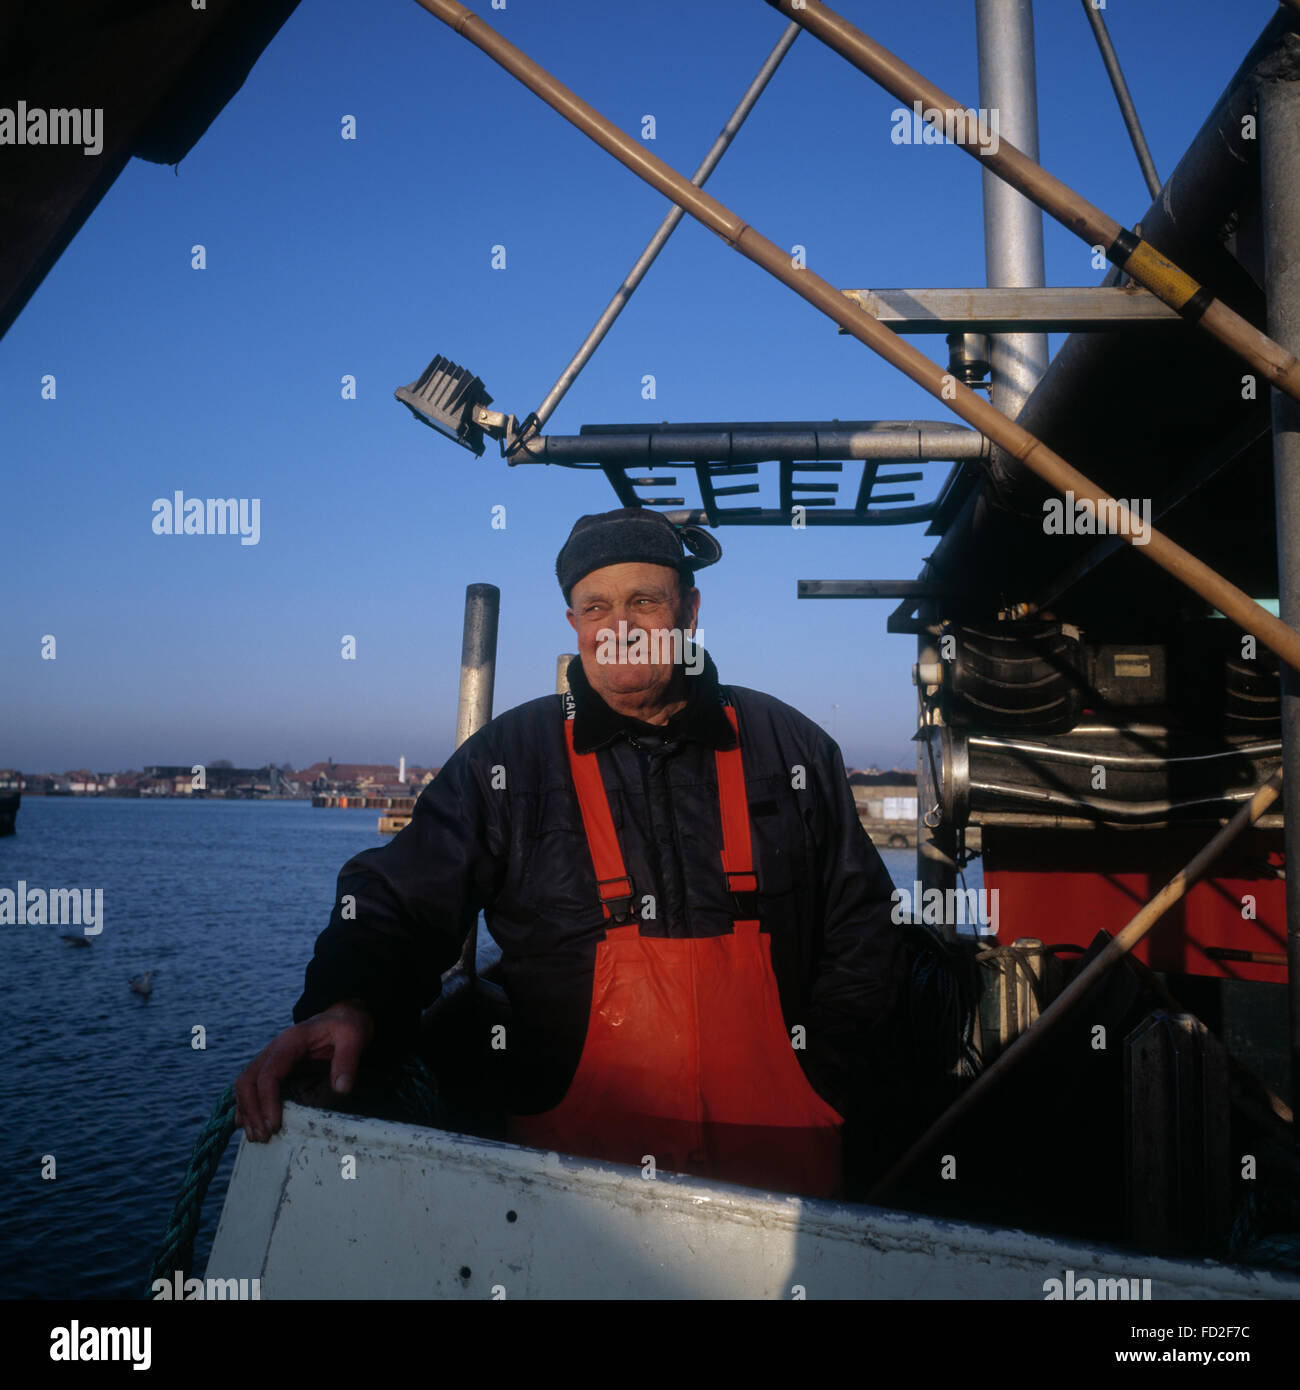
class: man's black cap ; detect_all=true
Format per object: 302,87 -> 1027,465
556,507 -> 722,603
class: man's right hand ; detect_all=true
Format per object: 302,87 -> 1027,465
234,999 -> 374,1142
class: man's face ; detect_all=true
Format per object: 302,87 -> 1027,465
567,562 -> 701,706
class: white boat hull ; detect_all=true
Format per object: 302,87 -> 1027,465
205,1102 -> 1300,1299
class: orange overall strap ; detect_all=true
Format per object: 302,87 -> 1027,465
563,721 -> 635,923
715,706 -> 759,929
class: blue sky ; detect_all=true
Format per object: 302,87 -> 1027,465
0,0 -> 1280,773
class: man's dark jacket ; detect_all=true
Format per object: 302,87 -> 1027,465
294,651 -> 905,1125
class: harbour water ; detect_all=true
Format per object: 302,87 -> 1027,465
0,796 -> 979,1299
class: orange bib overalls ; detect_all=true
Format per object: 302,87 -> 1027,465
506,703 -> 843,1198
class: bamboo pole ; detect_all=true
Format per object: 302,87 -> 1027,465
868,768 -> 1285,1202
411,0 -> 1300,678
763,0 -> 1300,406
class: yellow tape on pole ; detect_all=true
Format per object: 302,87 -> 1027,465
1124,240 -> 1203,312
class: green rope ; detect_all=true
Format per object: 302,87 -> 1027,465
141,1060 -> 439,1299
143,1083 -> 238,1298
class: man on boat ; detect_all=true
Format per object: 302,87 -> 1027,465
235,507 -> 905,1198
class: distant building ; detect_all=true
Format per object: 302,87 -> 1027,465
296,761 -> 400,787
142,764 -> 276,796
848,767 -> 918,822
295,761 -> 439,795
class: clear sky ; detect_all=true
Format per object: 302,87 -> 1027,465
0,0 -> 1280,773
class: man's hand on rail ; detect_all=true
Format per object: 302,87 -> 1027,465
233,998 -> 375,1142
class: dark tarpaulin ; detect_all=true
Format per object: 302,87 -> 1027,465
0,0 -> 301,340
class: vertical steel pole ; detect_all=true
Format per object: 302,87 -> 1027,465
1260,73 -> 1300,1111
456,583 -> 500,748
916,0 -> 1048,929
975,0 -> 1049,421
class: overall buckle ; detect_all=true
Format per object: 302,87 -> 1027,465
726,870 -> 759,923
596,874 -> 637,925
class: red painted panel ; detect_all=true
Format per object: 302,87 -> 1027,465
981,827 -> 1286,983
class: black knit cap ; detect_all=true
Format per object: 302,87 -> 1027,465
556,507 -> 722,602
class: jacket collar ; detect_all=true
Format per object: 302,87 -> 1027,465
566,648 -> 737,753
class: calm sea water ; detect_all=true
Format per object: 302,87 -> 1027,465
0,797 -> 972,1299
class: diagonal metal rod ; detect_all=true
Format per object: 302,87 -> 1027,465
412,0 -> 1300,680
868,768 -> 1285,1202
523,22 -> 801,443
762,0 -> 1300,406
1080,0 -> 1161,199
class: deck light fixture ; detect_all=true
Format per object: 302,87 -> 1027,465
395,353 -> 515,457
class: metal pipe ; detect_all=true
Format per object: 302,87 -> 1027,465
1259,72 -> 1300,1118
869,768 -> 1284,1202
973,808 -> 1283,831
523,22 -> 801,439
1080,0 -> 1161,199
412,0 -> 1300,678
976,0 -> 1048,421
969,735 -> 1284,769
968,778 -> 1279,823
1205,947 -> 1287,966
423,586 -> 503,1023
455,583 -> 499,748
660,506 -> 940,526
515,420 -> 988,466
761,0 -> 1300,406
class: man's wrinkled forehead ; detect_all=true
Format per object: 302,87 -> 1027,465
569,562 -> 682,606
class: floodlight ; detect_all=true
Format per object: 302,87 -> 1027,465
395,354 -> 513,457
